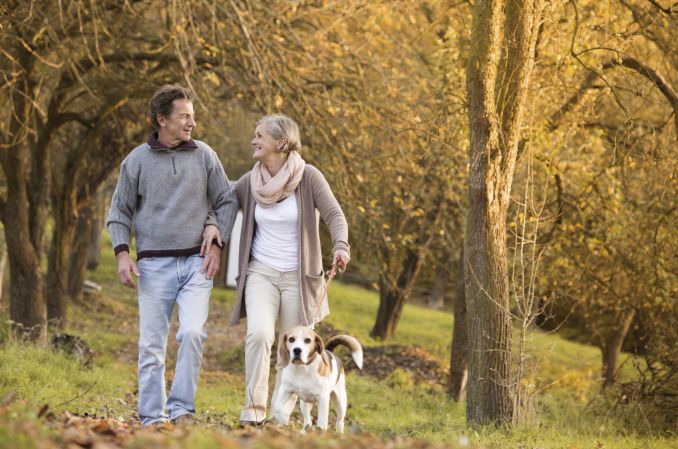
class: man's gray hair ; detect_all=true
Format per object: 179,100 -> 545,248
257,114 -> 302,153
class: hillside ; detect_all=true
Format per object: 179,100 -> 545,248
0,239 -> 674,449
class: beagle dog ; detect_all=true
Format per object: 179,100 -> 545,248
269,326 -> 363,433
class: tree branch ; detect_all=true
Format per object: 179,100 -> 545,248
548,52 -> 678,141
617,56 -> 678,134
645,0 -> 678,15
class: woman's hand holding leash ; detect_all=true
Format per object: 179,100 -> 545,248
333,250 -> 350,272
312,250 -> 349,324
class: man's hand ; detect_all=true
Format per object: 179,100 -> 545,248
334,250 -> 350,272
200,243 -> 222,280
201,224 -> 223,256
116,251 -> 140,288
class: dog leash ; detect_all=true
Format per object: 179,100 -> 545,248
311,263 -> 338,327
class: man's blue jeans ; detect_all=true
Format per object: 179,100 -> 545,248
136,254 -> 212,425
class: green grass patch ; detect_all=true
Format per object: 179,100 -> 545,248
325,282 -> 453,359
0,230 -> 675,448
0,339 -> 135,418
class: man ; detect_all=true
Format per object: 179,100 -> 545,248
107,85 -> 237,426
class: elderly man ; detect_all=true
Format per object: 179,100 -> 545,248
107,85 -> 237,426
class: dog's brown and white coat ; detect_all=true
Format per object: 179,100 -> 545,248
269,326 -> 363,433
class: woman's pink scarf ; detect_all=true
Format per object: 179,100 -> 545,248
250,151 -> 306,208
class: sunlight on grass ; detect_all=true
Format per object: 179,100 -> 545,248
0,340 -> 135,418
0,232 -> 674,448
325,282 -> 453,359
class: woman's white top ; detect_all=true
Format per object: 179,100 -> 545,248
251,193 -> 299,272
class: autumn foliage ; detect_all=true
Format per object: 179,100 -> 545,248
0,0 -> 676,433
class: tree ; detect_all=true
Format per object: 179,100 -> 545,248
0,0 -> 216,335
175,0 -> 468,340
47,109 -> 147,326
530,0 -> 678,389
463,0 -> 544,425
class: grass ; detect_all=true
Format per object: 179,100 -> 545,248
321,286 -> 676,447
324,281 -> 454,358
0,339 -> 135,419
0,232 -> 675,448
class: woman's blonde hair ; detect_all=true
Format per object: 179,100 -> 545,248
257,114 -> 302,153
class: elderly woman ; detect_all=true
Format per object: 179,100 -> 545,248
229,114 -> 350,425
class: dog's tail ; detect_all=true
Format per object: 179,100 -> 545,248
325,335 -> 363,369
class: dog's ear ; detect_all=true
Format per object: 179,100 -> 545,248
278,333 -> 290,368
315,333 -> 325,356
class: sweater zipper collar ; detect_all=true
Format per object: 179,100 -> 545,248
169,149 -> 177,175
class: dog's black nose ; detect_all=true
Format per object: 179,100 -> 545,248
293,348 -> 301,355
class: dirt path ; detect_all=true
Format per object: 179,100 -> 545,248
44,289 -> 453,448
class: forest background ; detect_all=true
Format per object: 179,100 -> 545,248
0,1 -> 676,448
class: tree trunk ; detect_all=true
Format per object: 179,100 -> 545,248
464,181 -> 514,424
69,202 -> 96,300
0,234 -> 6,302
67,196 -> 103,301
4,180 -> 46,341
464,0 -> 543,426
86,199 -> 104,271
0,50 -> 48,342
428,265 -> 451,310
371,250 -> 421,340
371,285 -> 405,341
46,207 -> 77,329
465,0 -> 513,425
449,248 -> 468,401
601,308 -> 636,388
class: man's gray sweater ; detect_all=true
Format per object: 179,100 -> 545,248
107,134 -> 237,259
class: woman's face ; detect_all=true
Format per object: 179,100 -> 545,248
251,124 -> 280,162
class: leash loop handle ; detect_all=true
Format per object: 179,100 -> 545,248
311,263 -> 337,326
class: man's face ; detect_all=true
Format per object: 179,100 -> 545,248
157,99 -> 195,145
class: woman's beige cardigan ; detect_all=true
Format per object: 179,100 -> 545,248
228,165 -> 350,326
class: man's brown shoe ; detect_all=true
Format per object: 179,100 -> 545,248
172,414 -> 195,426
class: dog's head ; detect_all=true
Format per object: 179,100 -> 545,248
278,326 -> 324,368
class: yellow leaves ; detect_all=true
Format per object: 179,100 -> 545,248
332,44 -> 343,57
201,43 -> 220,58
410,208 -> 424,218
274,95 -> 283,108
203,72 -> 220,87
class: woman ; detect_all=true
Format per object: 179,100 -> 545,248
230,114 -> 350,425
